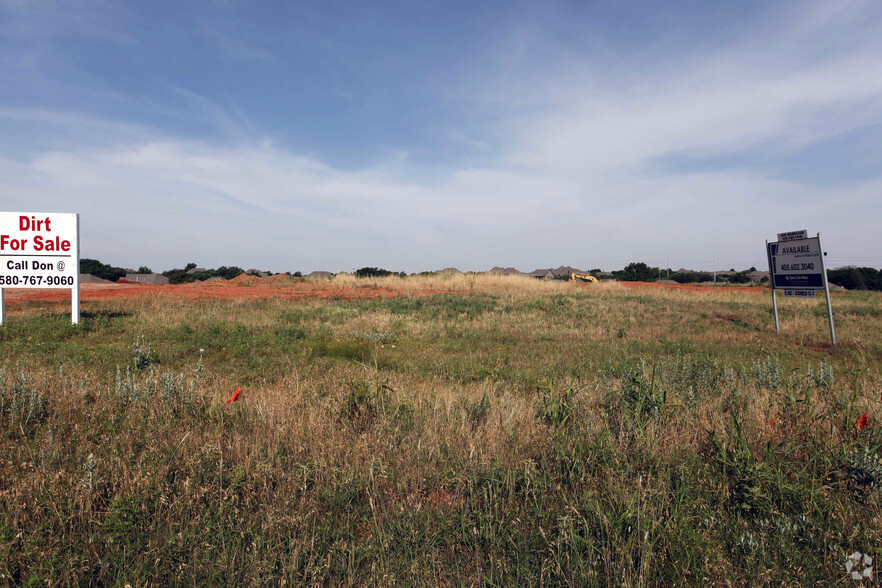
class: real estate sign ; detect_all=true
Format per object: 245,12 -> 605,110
766,230 -> 835,345
767,237 -> 824,290
0,212 -> 80,324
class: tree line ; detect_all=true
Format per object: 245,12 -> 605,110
826,267 -> 882,291
607,262 -> 756,284
78,260 -> 261,284
78,259 -> 882,291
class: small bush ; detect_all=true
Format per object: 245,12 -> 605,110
0,365 -> 49,436
132,335 -> 157,369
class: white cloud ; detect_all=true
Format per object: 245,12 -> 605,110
2,115 -> 879,273
2,1 -> 882,272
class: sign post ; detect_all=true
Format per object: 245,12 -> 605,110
817,232 -> 835,345
766,230 -> 835,345
0,212 -> 80,325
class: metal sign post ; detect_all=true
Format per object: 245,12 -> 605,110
817,233 -> 835,345
766,239 -> 780,333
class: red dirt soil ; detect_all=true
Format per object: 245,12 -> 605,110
3,278 -> 842,310
2,278 -> 427,309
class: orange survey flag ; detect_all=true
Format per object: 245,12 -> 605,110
227,387 -> 241,404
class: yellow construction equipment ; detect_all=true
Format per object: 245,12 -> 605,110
571,272 -> 598,283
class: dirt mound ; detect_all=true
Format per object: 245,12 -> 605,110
229,273 -> 260,285
264,274 -> 294,285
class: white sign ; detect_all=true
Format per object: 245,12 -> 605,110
784,289 -> 815,298
0,212 -> 79,288
0,212 -> 80,325
767,237 -> 825,290
777,229 -> 808,242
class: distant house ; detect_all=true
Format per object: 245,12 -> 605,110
307,271 -> 335,279
246,269 -> 270,278
488,266 -> 523,275
552,266 -> 584,277
186,267 -> 207,275
79,274 -> 111,284
124,273 -> 169,285
748,271 -> 770,283
436,267 -> 463,275
530,266 -> 586,279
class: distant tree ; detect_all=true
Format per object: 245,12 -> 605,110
828,267 -> 881,291
355,267 -> 393,278
184,262 -> 197,271
162,268 -> 190,284
137,266 -> 152,274
672,271 -> 709,284
215,266 -> 244,280
161,265 -> 245,283
188,271 -> 214,282
615,262 -> 660,282
80,258 -> 126,282
292,271 -> 303,277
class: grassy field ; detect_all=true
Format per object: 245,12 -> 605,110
1,274 -> 881,586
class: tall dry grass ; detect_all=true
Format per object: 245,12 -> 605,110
1,275 -> 880,585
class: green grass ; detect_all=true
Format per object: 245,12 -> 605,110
0,278 -> 880,585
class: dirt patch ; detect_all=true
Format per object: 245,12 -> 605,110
1,278 -> 425,309
263,274 -> 295,285
2,277 -> 844,311
229,273 -> 261,285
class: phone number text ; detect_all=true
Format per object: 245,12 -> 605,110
0,275 -> 74,286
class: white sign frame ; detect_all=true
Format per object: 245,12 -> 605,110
0,212 -> 80,324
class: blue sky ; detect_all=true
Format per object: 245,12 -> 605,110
2,0 -> 881,273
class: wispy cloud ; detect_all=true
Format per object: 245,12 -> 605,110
1,0 -> 881,272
